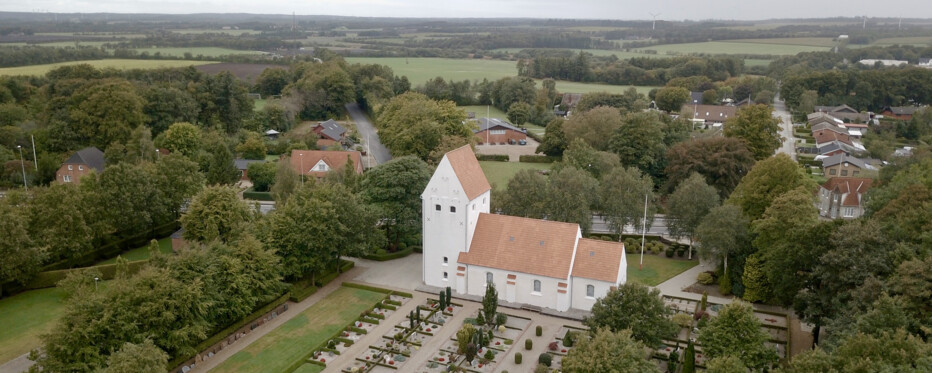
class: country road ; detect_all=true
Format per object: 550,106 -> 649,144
773,95 -> 797,160
346,103 -> 392,165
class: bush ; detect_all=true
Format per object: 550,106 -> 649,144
363,246 -> 414,261
676,247 -> 687,257
243,187 -> 274,201
650,242 -> 663,255
515,352 -> 523,364
535,364 -> 550,373
548,341 -> 558,351
495,312 -> 508,327
538,353 -> 552,367
525,339 -> 533,350
697,272 -> 715,285
519,154 -> 559,163
673,313 -> 693,328
562,331 -> 575,347
483,349 -> 495,360
477,154 -> 509,162
719,275 -> 732,295
536,325 -> 543,336
665,248 -> 675,258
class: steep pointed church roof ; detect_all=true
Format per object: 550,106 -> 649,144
444,145 -> 491,200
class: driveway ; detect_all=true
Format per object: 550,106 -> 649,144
475,138 -> 541,162
346,103 -> 392,166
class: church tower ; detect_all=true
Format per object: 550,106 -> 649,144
421,146 -> 491,291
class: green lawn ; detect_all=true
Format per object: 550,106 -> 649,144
634,41 -> 828,56
210,286 -> 386,373
254,98 -> 267,111
0,59 -> 219,76
460,105 -> 507,120
292,364 -> 325,373
626,254 -> 699,286
479,161 -> 552,190
0,287 -> 67,363
132,47 -> 265,58
96,237 -> 173,265
550,81 -> 656,96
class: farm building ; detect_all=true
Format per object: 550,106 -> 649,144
421,146 -> 626,312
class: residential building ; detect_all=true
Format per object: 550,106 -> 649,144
680,104 -> 737,127
813,105 -> 870,123
56,147 -> 105,184
559,93 -> 583,111
880,106 -> 921,120
233,159 -> 265,181
264,129 -> 280,139
857,59 -> 909,67
919,58 -> 932,68
474,118 -> 527,145
289,150 -> 362,180
813,130 -> 853,147
313,119 -> 347,142
422,146 -> 626,312
818,177 -> 874,219
821,153 -> 874,178
689,91 -> 703,105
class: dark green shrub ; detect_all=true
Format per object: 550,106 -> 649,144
483,349 -> 494,360
515,352 -> 523,364
519,154 -> 559,163
697,272 -> 715,285
327,340 -> 336,349
665,248 -> 675,258
563,331 -> 575,347
535,325 -> 542,336
676,247 -> 687,257
477,154 -> 509,162
525,339 -> 533,350
538,353 -> 552,367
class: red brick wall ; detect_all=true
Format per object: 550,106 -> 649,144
475,129 -> 527,145
55,164 -> 92,184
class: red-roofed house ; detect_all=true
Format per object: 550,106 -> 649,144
818,177 -> 874,219
422,145 -> 626,312
289,150 -> 362,180
813,129 -> 853,147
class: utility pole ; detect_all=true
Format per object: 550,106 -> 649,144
17,146 -> 27,192
30,135 -> 37,171
638,193 -> 648,269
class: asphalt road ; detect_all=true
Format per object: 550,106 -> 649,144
591,215 -> 670,236
773,95 -> 797,160
346,103 -> 392,165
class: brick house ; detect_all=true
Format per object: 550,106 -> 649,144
821,153 -> 873,178
474,118 -> 527,145
289,150 -> 362,180
56,147 -> 105,184
818,177 -> 874,219
313,119 -> 346,142
680,104 -> 737,127
880,106 -> 921,121
233,159 -> 265,181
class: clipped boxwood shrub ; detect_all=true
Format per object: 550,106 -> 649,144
665,248 -> 675,258
698,271 -> 716,285
515,352 -> 523,364
243,187 -> 274,201
477,154 -> 509,162
519,154 -> 560,163
538,353 -> 552,367
535,325 -> 542,336
363,247 -> 414,261
525,339 -> 533,350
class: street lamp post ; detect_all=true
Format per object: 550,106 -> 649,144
155,149 -> 160,159
300,153 -> 305,183
94,277 -> 99,291
16,145 -> 27,192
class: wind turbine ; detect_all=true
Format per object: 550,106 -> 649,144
649,12 -> 661,31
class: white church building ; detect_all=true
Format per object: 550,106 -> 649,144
422,145 -> 626,312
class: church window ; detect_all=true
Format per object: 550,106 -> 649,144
443,256 -> 448,264
443,272 -> 448,280
586,285 -> 595,297
533,280 -> 541,293
486,272 -> 493,284
450,206 -> 456,213
435,204 -> 441,211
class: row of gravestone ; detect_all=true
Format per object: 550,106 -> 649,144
174,303 -> 290,373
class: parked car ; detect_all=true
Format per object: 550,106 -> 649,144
508,139 -> 516,145
518,139 -> 527,145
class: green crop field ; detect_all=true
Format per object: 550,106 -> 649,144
869,36 -> 932,46
745,59 -> 773,68
723,37 -> 838,47
634,41 -> 828,56
168,29 -> 262,36
552,81 -> 656,96
132,47 -> 264,57
479,161 -> 552,190
626,254 -> 699,286
0,287 -> 67,363
211,286 -> 385,373
0,59 -> 219,76
491,48 -> 669,60
346,57 -> 518,84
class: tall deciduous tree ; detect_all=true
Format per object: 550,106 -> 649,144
497,169 -> 548,218
152,154 -> 205,219
0,196 -> 44,287
562,138 -> 620,180
698,301 -> 778,371
157,122 -> 201,158
584,283 -> 678,347
600,166 -> 655,236
143,86 -> 199,136
361,156 -> 431,250
561,328 -> 661,373
779,330 -> 932,373
665,137 -> 756,199
94,162 -> 164,238
536,117 -> 567,157
181,186 -> 252,244
102,340 -> 168,373
609,111 -> 666,178
204,140 -> 240,185
27,184 -> 93,263
544,167 -> 598,234
728,153 -> 814,221
562,106 -> 623,151
695,205 -> 749,277
376,92 -> 472,162
655,86 -> 690,112
666,173 -> 720,258
247,162 -> 277,192
723,104 -> 781,160
69,78 -> 147,149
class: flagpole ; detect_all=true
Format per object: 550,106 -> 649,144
639,192 -> 648,269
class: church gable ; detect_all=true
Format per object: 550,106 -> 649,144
444,145 -> 491,201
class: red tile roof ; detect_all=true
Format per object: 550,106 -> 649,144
458,213 -> 580,279
445,145 -> 491,200
572,238 -> 625,283
289,150 -> 362,178
822,177 -> 874,207
813,130 -> 853,146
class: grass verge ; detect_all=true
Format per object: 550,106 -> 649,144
478,161 -> 553,190
626,254 -> 699,286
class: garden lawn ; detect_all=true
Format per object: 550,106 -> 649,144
479,161 -> 552,190
0,59 -> 219,76
292,364 -> 325,373
459,105 -> 507,120
96,237 -> 173,265
210,286 -> 386,373
0,287 -> 67,363
626,254 -> 698,286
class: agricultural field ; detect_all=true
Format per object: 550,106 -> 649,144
866,36 -> 932,46
634,41 -> 829,56
211,287 -> 385,373
0,59 -> 219,76
553,81 -> 656,96
132,47 -> 265,57
723,37 -> 838,47
345,57 -> 518,84
168,29 -> 263,36
491,48 -> 668,60
0,41 -> 113,48
0,287 -> 67,363
478,161 -> 553,190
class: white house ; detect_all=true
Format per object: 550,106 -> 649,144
422,145 -> 626,312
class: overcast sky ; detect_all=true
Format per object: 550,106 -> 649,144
4,0 -> 930,21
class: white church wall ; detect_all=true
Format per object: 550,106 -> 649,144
570,277 -> 615,311
465,265 -> 569,312
422,157 -> 471,289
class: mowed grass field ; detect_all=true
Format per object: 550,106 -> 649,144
634,41 -> 828,56
0,59 -> 219,76
479,161 -> 552,190
132,47 -> 265,57
96,237 -> 173,265
459,105 -> 507,120
210,286 -> 385,373
626,254 -> 699,286
0,287 -> 67,363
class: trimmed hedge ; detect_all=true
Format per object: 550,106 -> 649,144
169,292 -> 290,369
41,221 -> 178,271
477,154 -> 509,162
519,155 -> 559,163
515,352 -> 523,364
25,260 -> 150,290
288,260 -> 355,302
525,339 -> 533,350
243,187 -> 274,201
363,247 -> 414,261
